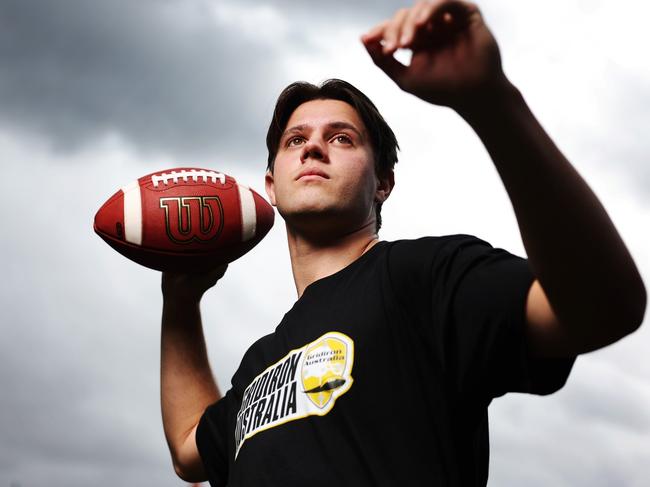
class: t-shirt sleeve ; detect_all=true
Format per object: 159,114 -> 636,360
387,234 -> 576,399
195,389 -> 233,487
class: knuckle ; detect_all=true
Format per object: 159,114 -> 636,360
395,7 -> 409,19
373,20 -> 389,34
385,22 -> 398,36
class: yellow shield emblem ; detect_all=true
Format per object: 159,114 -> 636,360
301,335 -> 351,409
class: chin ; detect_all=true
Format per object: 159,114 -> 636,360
280,205 -> 338,228
280,204 -> 373,240
277,195 -> 335,219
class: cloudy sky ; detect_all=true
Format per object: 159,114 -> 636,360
1,0 -> 649,485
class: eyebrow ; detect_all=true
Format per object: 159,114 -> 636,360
281,121 -> 365,142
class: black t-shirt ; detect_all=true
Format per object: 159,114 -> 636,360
196,235 -> 576,486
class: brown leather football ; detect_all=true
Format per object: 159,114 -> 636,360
94,167 -> 274,272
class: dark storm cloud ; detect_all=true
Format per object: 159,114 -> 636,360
0,0 -> 509,163
0,0 -> 289,161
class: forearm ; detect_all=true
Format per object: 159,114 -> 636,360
161,297 -> 220,469
457,81 -> 646,347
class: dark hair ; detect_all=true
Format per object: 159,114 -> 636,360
265,78 -> 399,232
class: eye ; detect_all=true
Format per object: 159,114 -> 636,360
286,136 -> 304,147
332,134 -> 352,145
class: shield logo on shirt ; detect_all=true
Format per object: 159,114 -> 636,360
301,335 -> 351,409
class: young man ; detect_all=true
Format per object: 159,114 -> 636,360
160,1 -> 646,485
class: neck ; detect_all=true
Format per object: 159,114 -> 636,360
285,222 -> 379,298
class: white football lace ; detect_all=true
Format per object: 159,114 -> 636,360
151,169 -> 226,187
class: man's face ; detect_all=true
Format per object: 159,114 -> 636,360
265,99 -> 389,236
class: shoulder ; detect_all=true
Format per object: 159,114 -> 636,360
381,233 -> 530,311
382,233 -> 492,271
379,234 -> 493,309
384,233 -> 491,253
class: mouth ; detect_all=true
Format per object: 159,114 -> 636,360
296,169 -> 329,181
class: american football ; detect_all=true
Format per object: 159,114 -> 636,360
94,167 -> 274,272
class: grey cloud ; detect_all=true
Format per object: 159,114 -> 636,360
555,61 -> 650,204
489,388 -> 650,486
562,375 -> 650,433
0,226 -> 171,482
0,0 -> 511,164
0,153 -> 286,486
240,0 -> 402,20
598,69 -> 650,201
2,2 -> 649,485
0,157 -> 162,483
0,0 -> 289,162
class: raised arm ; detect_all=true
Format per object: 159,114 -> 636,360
160,265 -> 227,482
361,0 -> 646,356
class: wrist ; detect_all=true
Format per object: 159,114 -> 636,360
162,294 -> 202,330
453,75 -> 522,122
162,291 -> 202,308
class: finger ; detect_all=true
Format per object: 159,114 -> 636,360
382,8 -> 410,54
408,0 -> 478,50
202,263 -> 228,282
213,263 -> 228,280
360,20 -> 389,44
401,0 -> 452,50
399,1 -> 430,47
415,0 -> 438,24
429,1 -> 477,32
363,39 -> 408,86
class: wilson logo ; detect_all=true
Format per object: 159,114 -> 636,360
159,196 -> 224,244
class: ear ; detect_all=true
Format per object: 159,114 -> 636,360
374,169 -> 395,204
265,169 -> 277,206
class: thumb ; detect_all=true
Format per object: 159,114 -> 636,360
361,37 -> 407,87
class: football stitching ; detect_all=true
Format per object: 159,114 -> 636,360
151,169 -> 227,187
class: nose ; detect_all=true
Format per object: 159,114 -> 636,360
300,138 -> 328,163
